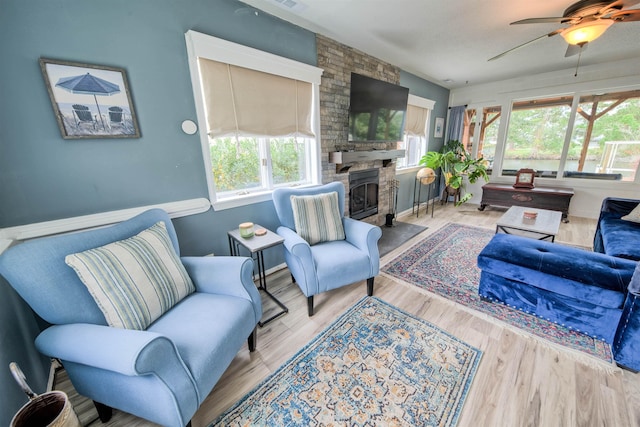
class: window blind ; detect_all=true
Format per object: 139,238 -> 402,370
404,104 -> 429,136
198,58 -> 314,138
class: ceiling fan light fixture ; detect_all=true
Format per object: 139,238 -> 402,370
560,19 -> 613,45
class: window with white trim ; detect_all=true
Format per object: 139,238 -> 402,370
499,89 -> 640,182
397,95 -> 435,169
185,31 -> 323,209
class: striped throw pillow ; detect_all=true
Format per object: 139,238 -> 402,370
65,221 -> 195,330
291,191 -> 345,245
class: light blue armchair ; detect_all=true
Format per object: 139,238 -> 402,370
0,209 -> 261,427
272,182 -> 382,316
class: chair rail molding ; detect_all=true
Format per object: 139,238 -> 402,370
0,198 -> 211,244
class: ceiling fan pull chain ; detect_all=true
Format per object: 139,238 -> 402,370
574,42 -> 586,77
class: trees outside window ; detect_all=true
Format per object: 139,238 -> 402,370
502,97 -> 572,175
567,92 -> 640,181
210,137 -> 311,198
460,106 -> 501,167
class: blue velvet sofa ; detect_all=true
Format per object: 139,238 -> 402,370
477,233 -> 640,370
594,197 -> 640,261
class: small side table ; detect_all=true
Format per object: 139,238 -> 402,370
228,225 -> 288,327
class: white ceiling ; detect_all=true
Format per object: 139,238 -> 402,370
240,0 -> 640,89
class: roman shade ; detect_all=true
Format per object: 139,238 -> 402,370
198,58 -> 314,138
404,104 -> 429,136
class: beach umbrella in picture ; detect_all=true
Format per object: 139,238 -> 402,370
55,73 -> 121,130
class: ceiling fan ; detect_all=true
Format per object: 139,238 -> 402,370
489,0 -> 640,61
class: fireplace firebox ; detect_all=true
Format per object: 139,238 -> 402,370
349,169 -> 379,220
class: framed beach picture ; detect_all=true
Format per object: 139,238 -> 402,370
40,58 -> 140,139
434,117 -> 444,138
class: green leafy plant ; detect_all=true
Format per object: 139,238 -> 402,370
419,140 -> 489,206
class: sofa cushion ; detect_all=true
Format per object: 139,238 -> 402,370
291,191 -> 345,245
311,240 -> 372,292
599,214 -> 640,261
65,221 -> 195,330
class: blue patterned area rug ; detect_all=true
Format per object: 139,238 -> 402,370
211,297 -> 482,426
382,223 -> 613,363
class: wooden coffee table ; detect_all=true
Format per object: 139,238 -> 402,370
495,206 -> 562,242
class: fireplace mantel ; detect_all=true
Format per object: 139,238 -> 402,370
329,149 -> 405,173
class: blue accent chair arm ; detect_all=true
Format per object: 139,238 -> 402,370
343,217 -> 382,274
277,226 -> 312,257
276,226 -> 318,295
343,217 -> 381,250
36,324 -> 191,377
181,256 -> 261,324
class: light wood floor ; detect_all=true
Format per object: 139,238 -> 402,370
59,202 -> 640,427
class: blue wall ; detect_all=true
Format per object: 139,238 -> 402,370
398,71 -> 450,213
0,1 -> 448,422
0,0 -> 315,234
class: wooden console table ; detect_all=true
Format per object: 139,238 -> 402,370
479,183 -> 574,222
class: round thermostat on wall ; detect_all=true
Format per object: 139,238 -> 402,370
181,120 -> 198,135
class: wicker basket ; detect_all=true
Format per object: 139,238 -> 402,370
10,362 -> 81,427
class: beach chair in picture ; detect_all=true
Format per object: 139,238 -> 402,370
72,104 -> 98,130
108,106 -> 126,130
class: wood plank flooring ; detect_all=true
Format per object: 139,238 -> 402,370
58,202 -> 639,427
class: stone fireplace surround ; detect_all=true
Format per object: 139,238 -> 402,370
317,34 -> 403,226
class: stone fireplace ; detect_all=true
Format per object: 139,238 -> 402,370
316,34 -> 403,226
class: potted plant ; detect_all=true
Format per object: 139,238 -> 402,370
419,140 -> 489,206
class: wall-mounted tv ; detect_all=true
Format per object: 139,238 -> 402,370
348,73 -> 409,143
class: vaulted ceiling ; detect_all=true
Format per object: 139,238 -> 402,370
240,0 -> 640,89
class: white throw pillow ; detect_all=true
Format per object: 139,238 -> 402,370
621,204 -> 640,224
291,191 -> 346,245
65,221 -> 195,330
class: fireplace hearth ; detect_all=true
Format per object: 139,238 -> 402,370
349,169 -> 379,220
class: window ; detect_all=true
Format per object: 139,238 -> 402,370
498,90 -> 640,182
566,90 -> 640,181
501,96 -> 573,176
460,106 -> 501,167
210,136 -> 311,197
185,31 -> 323,209
397,95 -> 435,169
477,106 -> 501,166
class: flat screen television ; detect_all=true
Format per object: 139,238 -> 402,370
348,73 -> 409,143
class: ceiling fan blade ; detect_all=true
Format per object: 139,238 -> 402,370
565,42 -> 588,57
611,9 -> 640,21
511,17 -> 568,24
604,0 -> 640,11
488,30 -> 561,61
599,0 -> 640,17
